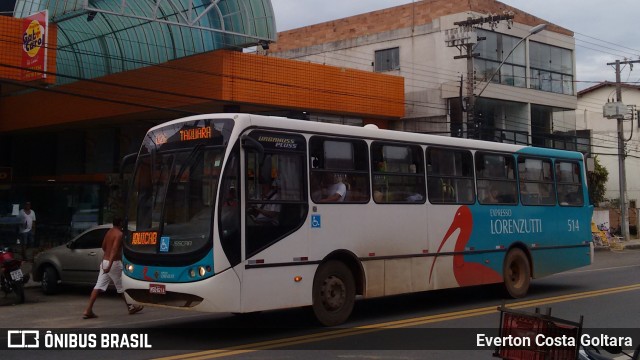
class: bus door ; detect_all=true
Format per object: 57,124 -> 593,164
239,130 -> 309,310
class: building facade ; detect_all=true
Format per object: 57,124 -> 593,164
270,0 -> 587,152
577,82 -> 640,205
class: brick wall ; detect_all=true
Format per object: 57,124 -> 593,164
271,0 -> 572,53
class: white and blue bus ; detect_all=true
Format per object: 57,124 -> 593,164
122,113 -> 593,326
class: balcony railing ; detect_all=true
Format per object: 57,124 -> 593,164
428,127 -> 591,155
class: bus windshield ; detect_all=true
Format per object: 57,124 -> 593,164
125,118 -> 233,257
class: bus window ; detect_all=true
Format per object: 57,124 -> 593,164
518,157 -> 556,206
556,161 -> 584,206
310,137 -> 370,203
476,152 -> 517,205
371,142 -> 425,203
426,147 -> 475,204
244,131 -> 308,258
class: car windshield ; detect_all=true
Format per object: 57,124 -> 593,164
125,118 -> 233,255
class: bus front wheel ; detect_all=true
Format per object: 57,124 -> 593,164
312,260 -> 355,326
503,248 -> 531,298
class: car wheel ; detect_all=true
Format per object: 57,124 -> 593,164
41,266 -> 59,295
14,282 -> 25,303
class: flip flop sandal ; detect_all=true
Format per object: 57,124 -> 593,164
128,305 -> 144,315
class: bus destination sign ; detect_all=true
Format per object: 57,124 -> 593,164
131,231 -> 159,246
180,126 -> 212,142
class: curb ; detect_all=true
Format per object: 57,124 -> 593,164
594,242 -> 640,251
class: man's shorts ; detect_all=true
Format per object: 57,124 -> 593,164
94,260 -> 124,293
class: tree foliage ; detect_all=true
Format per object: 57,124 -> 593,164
587,156 -> 608,205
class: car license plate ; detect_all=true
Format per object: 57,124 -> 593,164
149,283 -> 166,295
10,269 -> 23,281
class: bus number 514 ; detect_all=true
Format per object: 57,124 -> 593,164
568,219 -> 580,232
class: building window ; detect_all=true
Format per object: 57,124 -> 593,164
475,30 -> 526,89
529,41 -> 574,95
374,47 -> 400,72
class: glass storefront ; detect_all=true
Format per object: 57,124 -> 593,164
0,183 -> 106,247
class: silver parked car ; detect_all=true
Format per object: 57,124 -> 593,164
32,225 -> 111,294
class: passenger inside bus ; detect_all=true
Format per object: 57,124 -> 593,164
317,173 -> 348,202
483,186 -> 500,204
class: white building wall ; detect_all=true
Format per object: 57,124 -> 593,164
272,11 -> 577,138
577,86 -> 640,203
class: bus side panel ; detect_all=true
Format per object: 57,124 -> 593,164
309,204 -> 429,297
469,204 -> 592,278
240,220 -> 313,312
240,265 -> 316,312
371,205 -> 430,296
531,247 -> 592,278
362,260 -> 385,297
425,205 -> 465,290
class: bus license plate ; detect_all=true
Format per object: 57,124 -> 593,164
10,269 -> 23,281
149,283 -> 166,295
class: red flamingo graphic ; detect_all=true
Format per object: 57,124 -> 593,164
142,266 -> 155,281
428,206 -> 502,286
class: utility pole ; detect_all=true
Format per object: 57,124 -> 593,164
605,59 -> 640,241
445,14 -> 513,139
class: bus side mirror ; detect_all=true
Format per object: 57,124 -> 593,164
241,135 -> 265,162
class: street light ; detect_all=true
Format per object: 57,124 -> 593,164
476,23 -> 547,98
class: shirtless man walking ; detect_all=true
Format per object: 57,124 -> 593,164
83,217 -> 143,319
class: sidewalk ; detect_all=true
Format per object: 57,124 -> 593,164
593,237 -> 640,251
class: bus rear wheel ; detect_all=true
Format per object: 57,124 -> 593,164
503,248 -> 531,298
312,260 -> 355,326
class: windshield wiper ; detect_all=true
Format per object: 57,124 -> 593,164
172,144 -> 204,183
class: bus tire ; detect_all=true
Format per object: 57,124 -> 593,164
312,260 -> 355,326
503,248 -> 530,298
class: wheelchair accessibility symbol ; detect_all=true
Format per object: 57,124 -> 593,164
311,215 -> 321,228
160,236 -> 170,252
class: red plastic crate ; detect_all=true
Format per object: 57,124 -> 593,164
495,306 -> 581,360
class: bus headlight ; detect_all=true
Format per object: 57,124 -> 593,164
126,264 -> 134,273
198,266 -> 206,277
189,268 -> 196,278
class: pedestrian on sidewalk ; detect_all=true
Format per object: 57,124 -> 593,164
83,217 -> 143,319
18,201 -> 36,259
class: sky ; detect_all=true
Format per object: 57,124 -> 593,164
271,0 -> 640,90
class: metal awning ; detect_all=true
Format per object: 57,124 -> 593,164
13,0 -> 277,84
